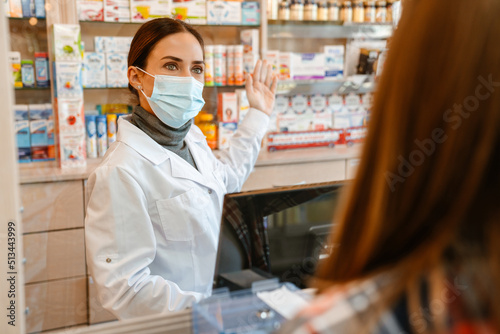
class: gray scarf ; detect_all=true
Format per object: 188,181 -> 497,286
130,105 -> 198,170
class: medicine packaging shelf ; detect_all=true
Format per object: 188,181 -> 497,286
276,75 -> 376,95
268,21 -> 393,39
15,87 -> 50,90
8,17 -> 46,21
79,20 -> 260,28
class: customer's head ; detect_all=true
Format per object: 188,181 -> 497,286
127,18 -> 205,108
317,0 -> 500,326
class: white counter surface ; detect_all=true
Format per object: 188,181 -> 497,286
19,145 -> 361,184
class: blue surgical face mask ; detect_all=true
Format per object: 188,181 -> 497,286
136,67 -> 205,129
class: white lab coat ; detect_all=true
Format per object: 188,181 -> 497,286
85,108 -> 269,319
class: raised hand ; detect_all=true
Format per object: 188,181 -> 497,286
245,59 -> 278,116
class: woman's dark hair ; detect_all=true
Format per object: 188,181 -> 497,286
128,18 -> 205,98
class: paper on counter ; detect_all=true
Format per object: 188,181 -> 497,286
256,286 -> 309,320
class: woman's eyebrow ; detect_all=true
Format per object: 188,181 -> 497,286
160,56 -> 204,65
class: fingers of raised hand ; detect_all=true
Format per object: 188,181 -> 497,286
253,59 -> 262,83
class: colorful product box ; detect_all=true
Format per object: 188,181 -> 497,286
279,52 -> 293,81
218,92 -> 238,123
53,24 -> 82,61
291,53 -> 325,80
21,0 -> 35,17
328,94 -> 344,113
105,53 -> 128,88
218,122 -> 237,150
243,52 -> 258,77
291,94 -> 309,115
34,52 -> 50,87
171,0 -> 206,24
21,60 -> 35,88
34,0 -> 44,17
344,92 -> 361,112
85,115 -> 98,158
9,0 -> 23,17
4,0 -> 11,17
310,95 -> 332,130
78,0 -> 104,21
45,103 -> 55,160
8,52 -> 22,88
207,1 -> 242,25
265,50 -> 280,75
204,45 -> 215,86
14,105 -> 31,162
324,45 -> 344,79
54,62 -> 83,98
58,133 -> 87,168
94,36 -> 133,53
277,113 -> 312,132
105,0 -> 130,22
240,29 -> 259,55
130,0 -> 172,22
96,115 -> 108,157
57,98 -> 85,134
241,1 -> 260,25
29,104 -> 50,161
235,89 -> 249,124
82,52 -> 106,88
274,95 -> 290,115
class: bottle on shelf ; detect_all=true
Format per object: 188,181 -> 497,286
304,0 -> 318,21
353,0 -> 365,23
376,1 -> 387,23
327,0 -> 340,21
364,0 -> 376,23
278,0 -> 291,20
290,0 -> 304,21
196,112 -> 218,149
318,0 -> 328,21
386,0 -> 394,23
341,1 -> 353,23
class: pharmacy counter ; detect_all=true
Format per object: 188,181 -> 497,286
19,145 -> 362,185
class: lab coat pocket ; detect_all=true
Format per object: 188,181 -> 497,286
156,188 -> 210,241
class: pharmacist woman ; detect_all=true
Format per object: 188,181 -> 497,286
85,18 -> 277,319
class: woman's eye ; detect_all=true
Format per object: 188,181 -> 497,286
192,67 -> 204,74
165,63 -> 178,71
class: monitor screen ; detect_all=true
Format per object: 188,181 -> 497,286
214,181 -> 345,289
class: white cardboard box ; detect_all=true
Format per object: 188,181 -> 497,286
207,1 -> 241,25
106,53 -> 128,88
82,52 -> 106,88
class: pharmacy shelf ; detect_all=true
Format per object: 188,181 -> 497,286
276,75 -> 376,95
268,21 -> 393,39
15,87 -> 50,90
8,17 -> 46,21
79,20 -> 260,28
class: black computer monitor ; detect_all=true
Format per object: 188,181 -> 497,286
214,181 -> 345,289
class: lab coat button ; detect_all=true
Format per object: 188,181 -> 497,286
208,189 -> 213,194
106,258 -> 112,263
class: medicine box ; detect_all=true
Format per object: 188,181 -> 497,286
58,133 -> 87,168
21,60 -> 35,88
291,53 -> 325,80
9,0 -> 22,17
53,24 -> 82,61
130,0 -> 172,22
265,50 -> 280,75
8,52 -> 22,88
56,98 -> 85,134
274,95 -> 290,115
240,29 -> 259,55
104,0 -> 130,22
54,62 -> 83,98
218,92 -> 238,123
21,0 -> 35,17
94,36 -> 133,53
14,105 -> 31,162
29,104 -> 50,161
83,52 -> 107,88
328,94 -> 344,113
235,89 -> 249,124
279,52 -> 293,81
106,53 -> 128,88
34,0 -> 45,17
324,45 -> 345,79
171,0 -> 206,24
78,0 -> 104,21
34,52 -> 50,87
241,1 -> 260,25
207,1 -> 242,25
218,122 -> 237,150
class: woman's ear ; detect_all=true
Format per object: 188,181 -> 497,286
128,66 -> 143,90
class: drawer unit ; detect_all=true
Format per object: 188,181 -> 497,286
24,277 -> 88,333
23,229 -> 86,284
20,180 -> 85,233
